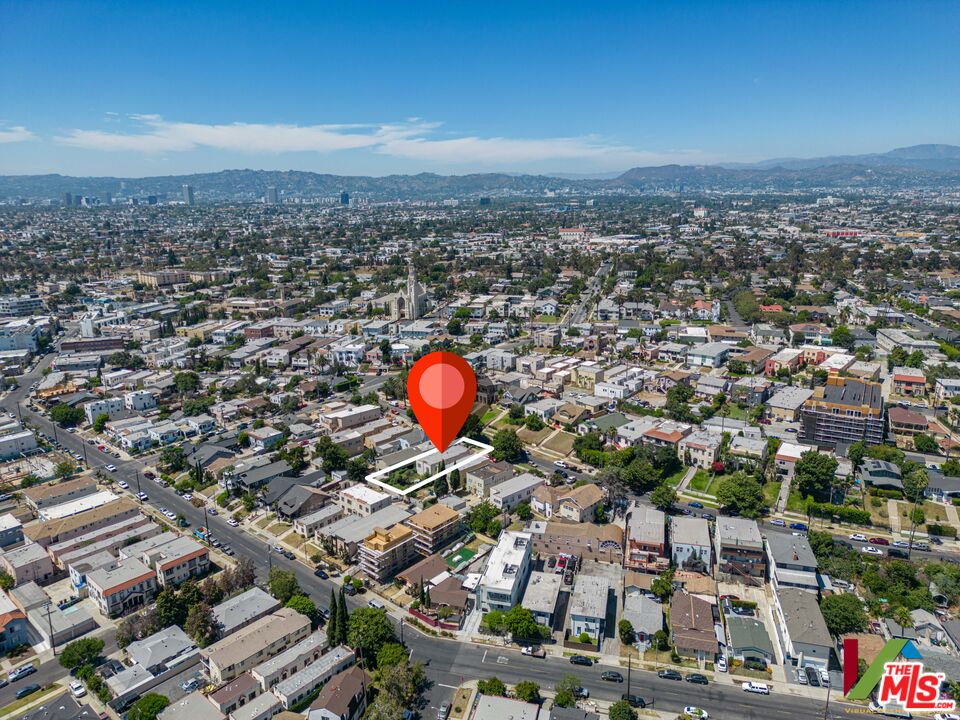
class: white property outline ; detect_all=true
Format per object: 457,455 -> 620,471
365,436 -> 494,496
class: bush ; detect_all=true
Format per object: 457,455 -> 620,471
806,502 -> 872,526
870,497 -> 883,508
928,524 -> 958,538
871,488 -> 904,500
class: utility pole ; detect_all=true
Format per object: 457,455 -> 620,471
44,603 -> 57,656
135,470 -> 143,504
627,652 -> 632,695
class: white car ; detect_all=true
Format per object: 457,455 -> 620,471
684,708 -> 708,719
554,460 -> 568,468
69,680 -> 86,698
227,519 -> 239,527
136,491 -> 148,500
861,545 -> 883,556
742,682 -> 770,695
934,714 -> 960,720
849,533 -> 867,542
105,464 -> 117,472
117,480 -> 129,489
715,655 -> 727,672
183,493 -> 193,501
892,540 -> 910,548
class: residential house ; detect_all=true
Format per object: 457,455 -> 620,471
670,517 -> 712,573
569,575 -> 609,641
716,518 -> 766,580
624,506 -> 668,574
670,591 -> 718,662
772,587 -> 832,669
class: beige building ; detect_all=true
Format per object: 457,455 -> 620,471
405,504 -> 462,556
201,607 -> 311,684
358,525 -> 418,583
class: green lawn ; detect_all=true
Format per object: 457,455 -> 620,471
689,470 -> 711,492
664,467 -> 688,487
786,489 -> 807,514
763,481 -> 782,508
480,409 -> 500,425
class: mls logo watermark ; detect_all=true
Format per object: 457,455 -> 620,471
844,638 -> 956,713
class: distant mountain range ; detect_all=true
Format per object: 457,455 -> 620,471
2,144 -> 960,201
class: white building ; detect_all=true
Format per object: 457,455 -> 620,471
670,516 -> 712,572
489,473 -> 544,511
476,531 -> 532,613
83,398 -> 124,425
124,391 -> 158,412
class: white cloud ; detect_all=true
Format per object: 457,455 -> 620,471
0,126 -> 34,144
55,115 -> 431,154
52,115 -> 710,169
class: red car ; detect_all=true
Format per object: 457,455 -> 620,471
869,537 -> 890,546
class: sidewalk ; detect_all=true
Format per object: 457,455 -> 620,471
888,499 -> 902,534
676,466 -> 697,494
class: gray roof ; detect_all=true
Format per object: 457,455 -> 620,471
777,587 -> 832,649
570,574 -> 609,620
727,615 -> 775,656
670,516 -> 711,548
621,594 -> 663,636
766,531 -> 818,570
211,587 -> 281,636
627,506 -> 665,545
716,517 -> 762,550
767,386 -> 814,411
322,504 -> 411,546
521,571 -> 563,615
126,626 -> 196,670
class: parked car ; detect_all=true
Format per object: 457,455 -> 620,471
861,545 -> 883,556
569,655 -> 593,666
892,540 -> 910,548
789,522 -> 808,531
657,669 -> 682,681
915,542 -> 931,551
573,687 -> 589,699
601,671 -> 624,683
742,681 -> 770,695
684,708 -> 709,719
849,533 -> 867,542
521,646 -> 546,658
621,694 -> 647,709
689,501 -> 704,509
888,548 -> 910,559
314,568 -> 329,579
15,684 -> 40,700
715,655 -> 727,672
769,518 -> 786,527
868,537 -> 890,546
9,664 -> 36,681
437,702 -> 451,720
117,480 -> 129,489
104,464 -> 117,472
797,668 -> 808,685
685,673 -> 709,685
702,513 -> 716,521
69,680 -> 86,698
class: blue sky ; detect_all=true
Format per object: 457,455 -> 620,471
1,0 -> 958,177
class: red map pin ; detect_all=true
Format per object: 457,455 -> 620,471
407,351 -> 477,453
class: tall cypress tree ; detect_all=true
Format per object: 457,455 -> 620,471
337,587 -> 349,644
327,587 -> 339,636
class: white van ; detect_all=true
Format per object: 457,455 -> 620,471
742,682 -> 770,695
367,599 -> 385,610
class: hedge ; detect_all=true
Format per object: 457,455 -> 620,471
870,488 -> 904,500
927,524 -> 958,538
806,502 -> 872,526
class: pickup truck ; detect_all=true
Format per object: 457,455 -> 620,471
521,645 -> 546,658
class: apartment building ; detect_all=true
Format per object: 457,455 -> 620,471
83,398 -> 124,425
405,504 -> 462,556
489,473 -> 544,511
0,542 -> 55,585
569,574 -> 610,640
624,506 -> 668,573
338,485 -> 392,517
24,498 -> 140,547
21,477 -> 98,513
670,516 -> 712,573
358,525 -> 418,583
143,536 -> 210,587
86,559 -> 158,617
716,517 -> 766,579
476,531 -> 532,613
464,461 -> 514,497
251,629 -> 328,690
766,532 -> 820,593
201,607 -> 311,684
272,645 -> 355,710
798,376 -> 885,447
